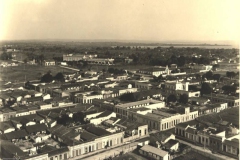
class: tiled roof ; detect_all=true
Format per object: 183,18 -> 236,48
163,139 -> 179,149
25,124 -> 48,134
0,130 -> 28,140
85,126 -> 111,136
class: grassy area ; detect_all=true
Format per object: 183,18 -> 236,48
173,150 -> 213,160
0,64 -> 76,82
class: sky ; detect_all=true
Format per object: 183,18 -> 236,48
0,0 -> 239,44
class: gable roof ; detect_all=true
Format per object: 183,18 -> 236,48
80,130 -> 98,141
48,147 -> 69,157
95,110 -> 113,118
0,121 -> 15,131
163,139 -> 179,149
25,124 -> 48,134
150,131 -> 172,144
85,126 -> 111,136
0,130 -> 28,140
1,140 -> 27,158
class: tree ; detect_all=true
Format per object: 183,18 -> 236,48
119,93 -> 136,102
54,72 -> 65,82
0,52 -> 10,60
39,54 -> 45,65
41,72 -> 53,83
177,56 -> 186,67
200,82 -> 212,95
23,58 -> 28,63
222,85 -> 237,94
167,94 -> 177,103
57,114 -> 73,126
226,71 -> 236,79
205,71 -> 213,80
195,74 -> 201,80
212,64 -> 220,71
179,94 -> 188,104
212,74 -> 221,82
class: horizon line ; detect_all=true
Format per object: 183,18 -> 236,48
0,38 -> 238,46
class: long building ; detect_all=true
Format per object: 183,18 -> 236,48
63,54 -> 114,65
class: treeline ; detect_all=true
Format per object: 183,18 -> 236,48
0,52 -> 13,60
108,68 -> 126,75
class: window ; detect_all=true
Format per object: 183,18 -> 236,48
85,147 -> 88,153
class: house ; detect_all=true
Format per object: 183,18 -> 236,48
164,81 -> 190,95
42,93 -> 51,100
0,130 -> 28,141
135,80 -> 153,90
149,131 -> 176,148
139,145 -> 169,160
0,107 -> 16,122
222,136 -> 239,158
162,139 -> 179,152
25,123 -> 48,135
115,119 -> 148,139
138,67 -> 170,77
48,124 -> 80,144
36,102 -> 52,110
48,147 -> 69,160
0,140 -> 27,159
24,96 -> 43,104
203,94 -> 239,107
189,97 -> 210,105
13,107 -> 30,117
43,60 -> 55,66
0,121 -> 15,134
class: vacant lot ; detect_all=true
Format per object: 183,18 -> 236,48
0,64 -> 75,83
173,150 -> 213,160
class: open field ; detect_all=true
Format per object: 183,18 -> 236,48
0,64 -> 76,83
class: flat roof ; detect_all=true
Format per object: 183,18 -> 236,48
140,145 -> 168,157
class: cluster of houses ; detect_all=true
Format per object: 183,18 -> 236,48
63,54 -> 115,65
175,115 -> 239,159
0,62 -> 19,67
0,57 -> 239,160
